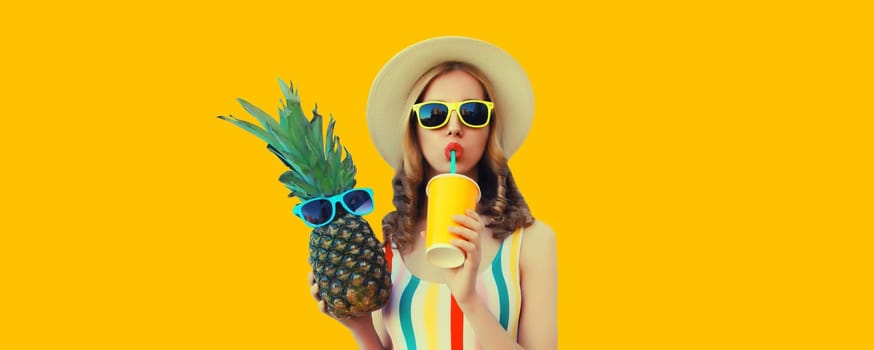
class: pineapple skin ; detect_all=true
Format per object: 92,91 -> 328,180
309,211 -> 392,319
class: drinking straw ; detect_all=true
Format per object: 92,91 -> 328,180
450,150 -> 456,174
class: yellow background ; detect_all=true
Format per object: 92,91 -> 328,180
2,0 -> 871,348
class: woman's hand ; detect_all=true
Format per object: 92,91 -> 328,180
309,271 -> 374,330
309,272 -> 389,349
441,209 -> 486,308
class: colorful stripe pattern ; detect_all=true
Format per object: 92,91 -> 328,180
382,228 -> 524,349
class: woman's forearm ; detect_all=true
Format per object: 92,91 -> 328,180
460,300 -> 525,350
348,322 -> 387,350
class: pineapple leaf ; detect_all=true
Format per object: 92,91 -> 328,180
237,98 -> 301,156
325,115 -> 337,158
277,78 -> 296,103
328,137 -> 343,193
279,171 -> 314,199
280,93 -> 310,156
291,99 -> 308,138
220,78 -> 360,199
309,105 -> 325,160
342,146 -> 357,189
277,79 -> 301,134
234,98 -> 291,154
277,106 -> 306,157
216,114 -> 277,145
237,98 -> 282,135
267,144 -> 306,179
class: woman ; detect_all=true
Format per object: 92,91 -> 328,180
310,36 -> 557,350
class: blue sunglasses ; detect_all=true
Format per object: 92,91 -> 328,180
293,188 -> 374,228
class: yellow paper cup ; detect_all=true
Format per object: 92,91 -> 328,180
425,173 -> 481,268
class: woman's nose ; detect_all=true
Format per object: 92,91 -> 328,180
446,112 -> 463,135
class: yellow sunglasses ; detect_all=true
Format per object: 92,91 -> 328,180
410,100 -> 494,129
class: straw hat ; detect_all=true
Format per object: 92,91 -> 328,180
366,36 -> 535,170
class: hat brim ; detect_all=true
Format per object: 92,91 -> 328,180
366,36 -> 534,170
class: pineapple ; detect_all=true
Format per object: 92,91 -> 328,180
217,79 -> 391,319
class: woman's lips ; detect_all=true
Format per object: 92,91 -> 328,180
444,142 -> 464,161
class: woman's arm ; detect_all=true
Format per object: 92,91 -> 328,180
371,308 -> 393,349
516,220 -> 558,349
310,272 -> 390,350
447,215 -> 558,349
345,312 -> 389,350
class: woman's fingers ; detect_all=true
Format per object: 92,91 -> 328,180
452,212 -> 483,232
466,209 -> 482,222
311,282 -> 321,300
309,271 -> 323,305
449,225 -> 479,242
311,273 -> 327,315
451,238 -> 477,257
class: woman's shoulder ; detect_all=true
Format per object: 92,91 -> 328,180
520,219 -> 557,260
522,219 -> 556,242
517,219 -> 558,280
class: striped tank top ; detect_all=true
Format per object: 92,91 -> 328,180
382,227 -> 524,350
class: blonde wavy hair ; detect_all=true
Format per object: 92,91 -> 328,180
381,61 -> 534,254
